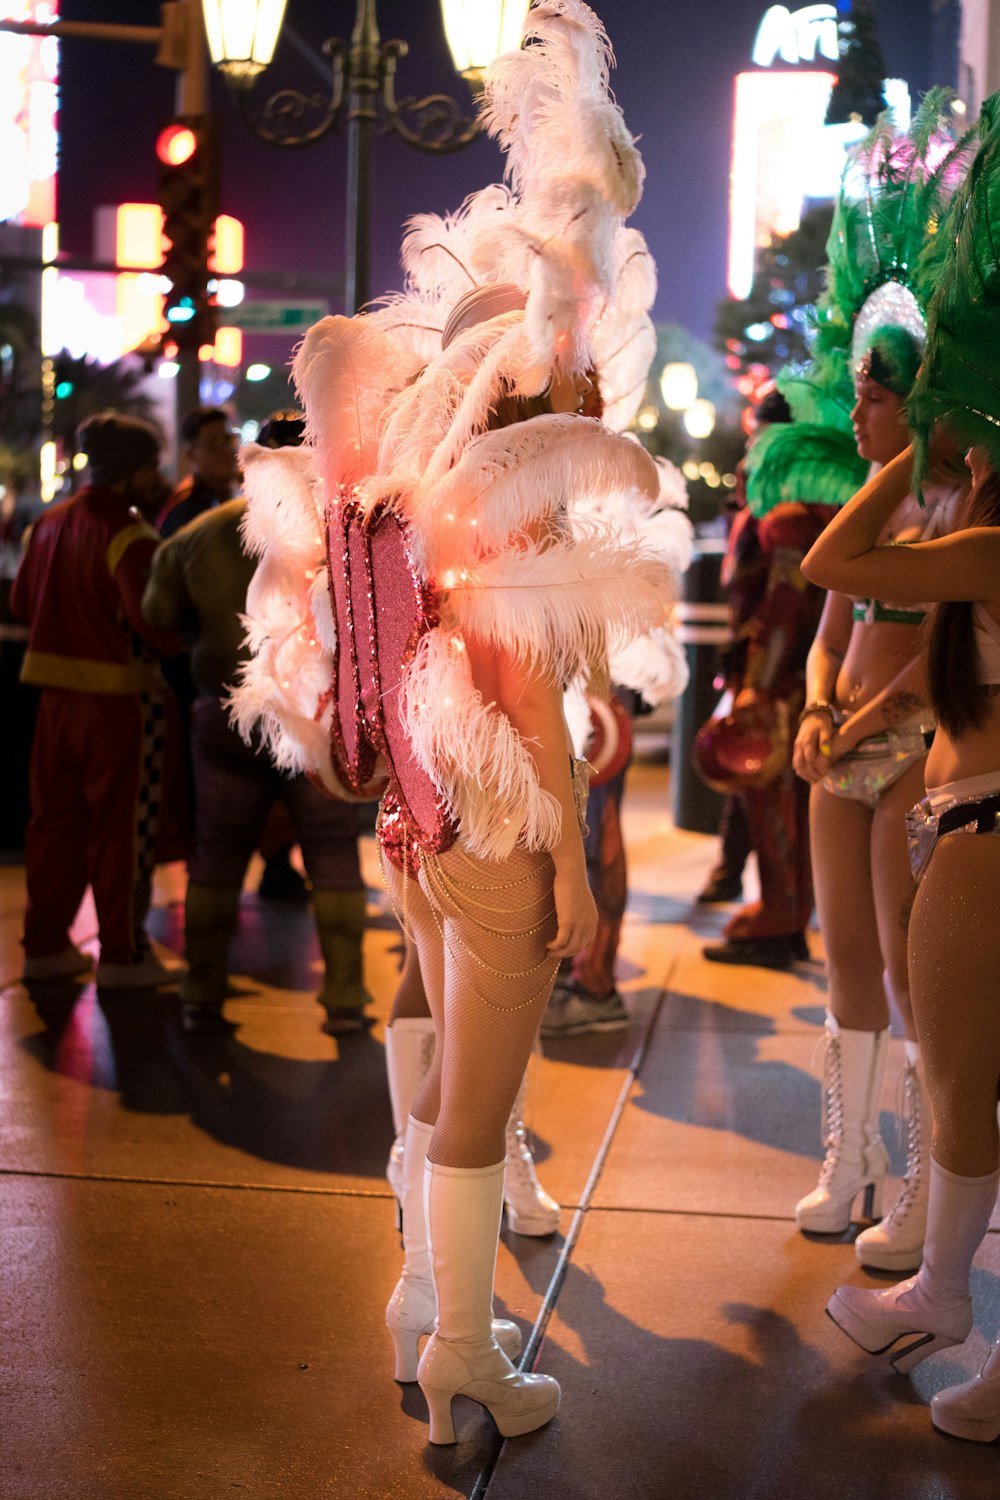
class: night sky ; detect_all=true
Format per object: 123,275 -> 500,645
58,0 -> 939,359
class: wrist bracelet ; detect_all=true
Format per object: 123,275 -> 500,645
798,700 -> 835,729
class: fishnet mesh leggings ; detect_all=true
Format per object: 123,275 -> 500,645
908,831 -> 1000,1177
383,842 -> 560,1168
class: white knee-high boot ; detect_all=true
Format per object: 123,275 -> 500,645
796,1013 -> 890,1233
385,1027 -> 559,1238
826,1158 -> 1000,1373
385,1118 -> 521,1382
384,1019 -> 436,1203
854,1039 -> 930,1271
418,1159 -> 561,1444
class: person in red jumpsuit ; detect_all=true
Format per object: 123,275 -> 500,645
12,413 -> 185,989
703,392 -> 837,969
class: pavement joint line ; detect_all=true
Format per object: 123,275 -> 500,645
471,952 -> 681,1500
0,1166 -> 399,1198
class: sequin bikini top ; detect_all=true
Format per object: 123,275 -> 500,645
851,488 -> 961,627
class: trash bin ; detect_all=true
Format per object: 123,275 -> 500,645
670,539 -> 729,834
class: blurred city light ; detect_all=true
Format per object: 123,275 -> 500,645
155,122 -> 198,167
246,363 -> 271,382
660,361 -> 699,412
684,399 -> 717,440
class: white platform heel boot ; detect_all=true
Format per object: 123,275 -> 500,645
418,1159 -> 561,1444
504,1071 -> 560,1236
826,1159 -> 1000,1373
384,1019 -> 436,1208
795,1013 -> 890,1233
385,1117 -> 521,1383
932,1341 -> 1000,1442
855,1040 -> 930,1271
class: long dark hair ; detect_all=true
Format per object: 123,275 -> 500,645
927,470 -> 1000,738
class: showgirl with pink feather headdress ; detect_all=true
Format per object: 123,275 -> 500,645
232,0 -> 688,1446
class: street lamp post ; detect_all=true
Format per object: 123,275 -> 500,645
202,0 -> 528,313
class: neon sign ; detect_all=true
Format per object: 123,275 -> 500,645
752,4 -> 839,68
0,1 -> 59,227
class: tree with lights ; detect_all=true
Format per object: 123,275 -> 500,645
826,0 -> 888,127
713,205 -> 834,409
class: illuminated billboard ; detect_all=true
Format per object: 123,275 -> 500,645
728,5 -> 910,299
0,1 -> 59,227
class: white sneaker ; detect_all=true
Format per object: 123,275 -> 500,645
96,954 -> 185,990
23,944 -> 95,981
540,984 -> 627,1037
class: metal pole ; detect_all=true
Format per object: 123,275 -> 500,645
173,1 -> 210,450
344,0 -> 380,314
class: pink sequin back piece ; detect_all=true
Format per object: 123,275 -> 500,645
325,490 -> 457,857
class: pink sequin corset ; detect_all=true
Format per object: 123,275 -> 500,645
325,489 -> 457,865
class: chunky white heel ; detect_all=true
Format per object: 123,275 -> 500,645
826,1159 -> 1000,1373
386,1118 -> 521,1382
826,1280 -> 969,1372
504,1072 -> 560,1236
419,1337 -> 561,1443
932,1344 -> 1000,1442
796,1014 -> 889,1234
418,1158 -> 560,1445
855,1041 -> 930,1272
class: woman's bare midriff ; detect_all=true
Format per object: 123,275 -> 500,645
834,619 -> 927,716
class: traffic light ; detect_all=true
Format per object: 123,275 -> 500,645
156,115 -> 220,350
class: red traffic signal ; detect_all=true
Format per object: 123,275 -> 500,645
156,122 -> 198,167
156,114 -> 220,349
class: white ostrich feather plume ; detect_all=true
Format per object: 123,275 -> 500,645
229,444 -> 346,791
610,628 -> 689,707
443,529 -> 676,686
292,315 -> 417,491
410,415 -> 660,573
403,628 -> 562,860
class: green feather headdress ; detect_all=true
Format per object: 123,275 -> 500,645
909,91 -> 1000,483
814,88 -> 974,394
747,89 -> 974,517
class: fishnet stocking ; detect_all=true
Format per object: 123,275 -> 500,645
383,844 -> 559,1168
909,832 -> 1000,1177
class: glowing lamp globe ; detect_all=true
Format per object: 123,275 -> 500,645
441,0 -> 529,81
201,0 -> 289,84
684,399 -> 716,441
659,361 -> 698,412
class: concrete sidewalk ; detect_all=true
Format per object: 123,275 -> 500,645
2,755 -> 999,1500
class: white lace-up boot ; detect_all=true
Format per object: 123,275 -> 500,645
796,1013 -> 890,1233
855,1040 -> 930,1271
504,1071 -> 561,1236
385,1019 -> 436,1206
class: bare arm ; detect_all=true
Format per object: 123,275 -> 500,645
464,634 -> 597,958
803,445 -> 1000,603
792,590 -> 850,782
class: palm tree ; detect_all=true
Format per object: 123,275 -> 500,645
50,352 -> 160,466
